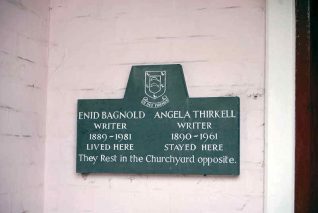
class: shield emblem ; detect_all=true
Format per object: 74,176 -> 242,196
145,71 -> 166,99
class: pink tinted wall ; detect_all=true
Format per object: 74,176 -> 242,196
46,0 -> 265,212
0,0 -> 49,212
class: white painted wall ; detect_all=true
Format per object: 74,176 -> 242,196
0,0 -> 50,212
0,0 -> 297,212
265,0 -> 295,212
45,0 -> 265,212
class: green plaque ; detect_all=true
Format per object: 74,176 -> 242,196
77,64 -> 240,175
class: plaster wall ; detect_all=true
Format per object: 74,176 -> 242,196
45,0 -> 265,212
0,0 -> 50,212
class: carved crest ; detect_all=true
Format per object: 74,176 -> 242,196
145,71 -> 166,99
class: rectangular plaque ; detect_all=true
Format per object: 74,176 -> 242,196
77,64 -> 240,175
